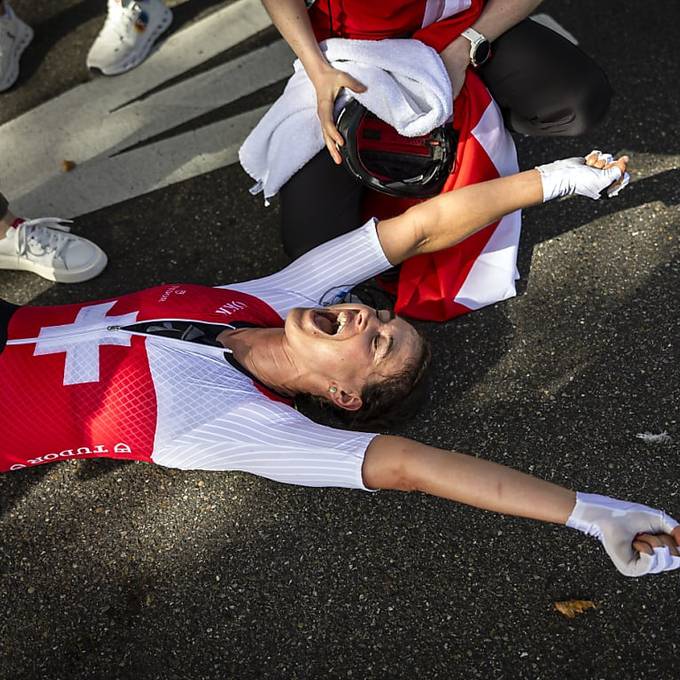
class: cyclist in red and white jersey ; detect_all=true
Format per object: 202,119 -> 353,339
1,151 -> 677,578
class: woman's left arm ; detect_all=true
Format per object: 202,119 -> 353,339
377,151 -> 628,266
363,435 -> 680,577
440,0 -> 544,97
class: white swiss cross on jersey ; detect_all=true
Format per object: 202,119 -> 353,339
33,301 -> 139,385
0,294 -> 159,471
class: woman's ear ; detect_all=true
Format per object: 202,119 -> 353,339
328,385 -> 363,412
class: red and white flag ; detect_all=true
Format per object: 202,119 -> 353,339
363,71 -> 521,321
311,2 -> 520,320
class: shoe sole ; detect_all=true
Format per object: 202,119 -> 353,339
89,7 -> 173,76
0,21 -> 33,92
0,249 -> 108,284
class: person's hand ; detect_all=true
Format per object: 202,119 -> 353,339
535,150 -> 631,202
583,150 -> 630,196
440,36 -> 471,99
567,492 -> 680,577
309,64 -> 366,164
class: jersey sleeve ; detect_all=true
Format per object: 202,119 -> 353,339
151,398 -> 379,491
220,218 -> 392,316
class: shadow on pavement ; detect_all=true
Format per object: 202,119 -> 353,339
517,167 -> 680,290
17,1 -> 103,86
166,0 -> 233,36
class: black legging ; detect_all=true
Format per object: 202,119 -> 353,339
280,18 -> 611,259
0,299 -> 19,353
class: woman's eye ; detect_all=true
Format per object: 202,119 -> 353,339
373,335 -> 379,352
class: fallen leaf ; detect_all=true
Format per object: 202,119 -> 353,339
61,159 -> 76,172
554,599 -> 597,619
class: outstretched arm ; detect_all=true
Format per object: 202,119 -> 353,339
377,151 -> 629,266
364,435 -> 575,523
363,435 -> 680,577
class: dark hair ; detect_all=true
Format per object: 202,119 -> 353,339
340,329 -> 432,430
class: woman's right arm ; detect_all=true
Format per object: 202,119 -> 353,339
363,435 -> 680,577
261,0 -> 366,163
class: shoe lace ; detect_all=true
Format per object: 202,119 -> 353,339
15,218 -> 74,260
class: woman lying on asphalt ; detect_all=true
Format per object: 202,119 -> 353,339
1,151 -> 678,578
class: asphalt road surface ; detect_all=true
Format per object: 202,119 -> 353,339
1,1 -> 679,679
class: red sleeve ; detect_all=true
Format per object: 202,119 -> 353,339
412,0 -> 485,52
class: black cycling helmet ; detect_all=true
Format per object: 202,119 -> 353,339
335,98 -> 457,199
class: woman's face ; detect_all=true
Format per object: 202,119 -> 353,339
284,303 -> 422,407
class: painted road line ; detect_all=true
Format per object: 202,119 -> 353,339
7,39 -> 292,215
12,106 -> 271,218
108,40 -> 292,155
0,0 -> 272,197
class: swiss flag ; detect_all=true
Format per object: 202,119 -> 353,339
363,72 -> 521,321
308,0 -> 520,322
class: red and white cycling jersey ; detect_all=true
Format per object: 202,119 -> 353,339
0,284 -> 286,472
309,0 -> 484,51
0,220 -> 389,490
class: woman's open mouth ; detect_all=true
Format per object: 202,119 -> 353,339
311,309 -> 351,336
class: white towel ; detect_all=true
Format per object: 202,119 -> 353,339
239,38 -> 453,202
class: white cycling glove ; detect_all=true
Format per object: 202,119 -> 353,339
536,150 -> 631,202
567,492 -> 680,577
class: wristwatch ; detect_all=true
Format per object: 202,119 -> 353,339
460,27 -> 491,68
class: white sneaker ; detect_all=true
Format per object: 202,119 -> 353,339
0,218 -> 108,283
87,0 -> 172,76
0,1 -> 33,92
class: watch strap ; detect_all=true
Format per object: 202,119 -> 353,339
461,27 -> 486,45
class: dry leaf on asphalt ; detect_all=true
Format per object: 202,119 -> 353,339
554,600 -> 598,619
